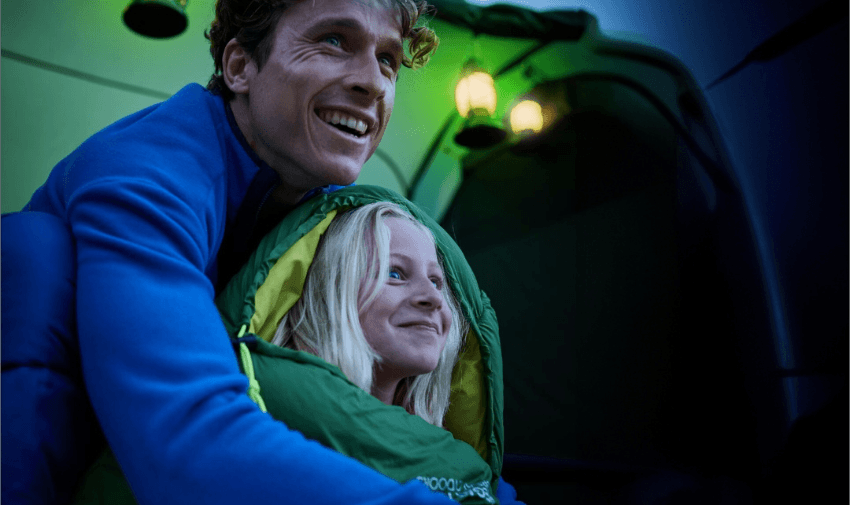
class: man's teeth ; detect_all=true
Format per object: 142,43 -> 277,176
318,110 -> 368,135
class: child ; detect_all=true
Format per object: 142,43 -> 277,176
273,202 -> 467,426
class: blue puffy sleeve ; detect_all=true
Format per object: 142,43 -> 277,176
1,211 -> 103,504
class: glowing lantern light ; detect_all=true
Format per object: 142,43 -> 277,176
510,100 -> 544,134
452,57 -> 505,149
455,71 -> 497,118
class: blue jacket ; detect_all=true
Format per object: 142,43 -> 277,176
1,84 -> 464,505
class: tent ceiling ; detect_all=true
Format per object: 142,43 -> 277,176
0,0 -> 822,214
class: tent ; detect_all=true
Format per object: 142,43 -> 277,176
2,0 -> 847,502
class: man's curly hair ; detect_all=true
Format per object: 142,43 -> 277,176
205,0 -> 439,102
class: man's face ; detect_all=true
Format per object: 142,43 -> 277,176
241,0 -> 403,194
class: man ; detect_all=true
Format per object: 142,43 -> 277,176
2,0 -> 518,503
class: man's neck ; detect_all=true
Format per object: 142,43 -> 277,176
256,185 -> 304,226
228,97 -> 311,208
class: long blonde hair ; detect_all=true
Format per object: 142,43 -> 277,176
273,202 -> 466,426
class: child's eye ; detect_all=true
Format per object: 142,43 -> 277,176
389,269 -> 401,280
431,278 -> 443,289
323,35 -> 342,47
378,55 -> 392,66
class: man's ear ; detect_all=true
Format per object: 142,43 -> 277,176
222,38 -> 254,95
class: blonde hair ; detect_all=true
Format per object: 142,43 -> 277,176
272,202 -> 466,426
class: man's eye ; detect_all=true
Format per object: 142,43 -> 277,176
378,55 -> 392,66
389,269 -> 401,280
323,35 -> 342,47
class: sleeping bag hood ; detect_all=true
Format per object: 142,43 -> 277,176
215,185 -> 505,503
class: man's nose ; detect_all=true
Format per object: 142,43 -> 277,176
346,52 -> 388,102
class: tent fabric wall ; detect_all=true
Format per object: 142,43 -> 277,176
420,2 -> 847,502
440,73 -> 767,501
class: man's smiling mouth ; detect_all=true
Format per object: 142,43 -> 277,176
316,109 -> 368,138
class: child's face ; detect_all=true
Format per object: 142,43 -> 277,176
359,218 -> 452,382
